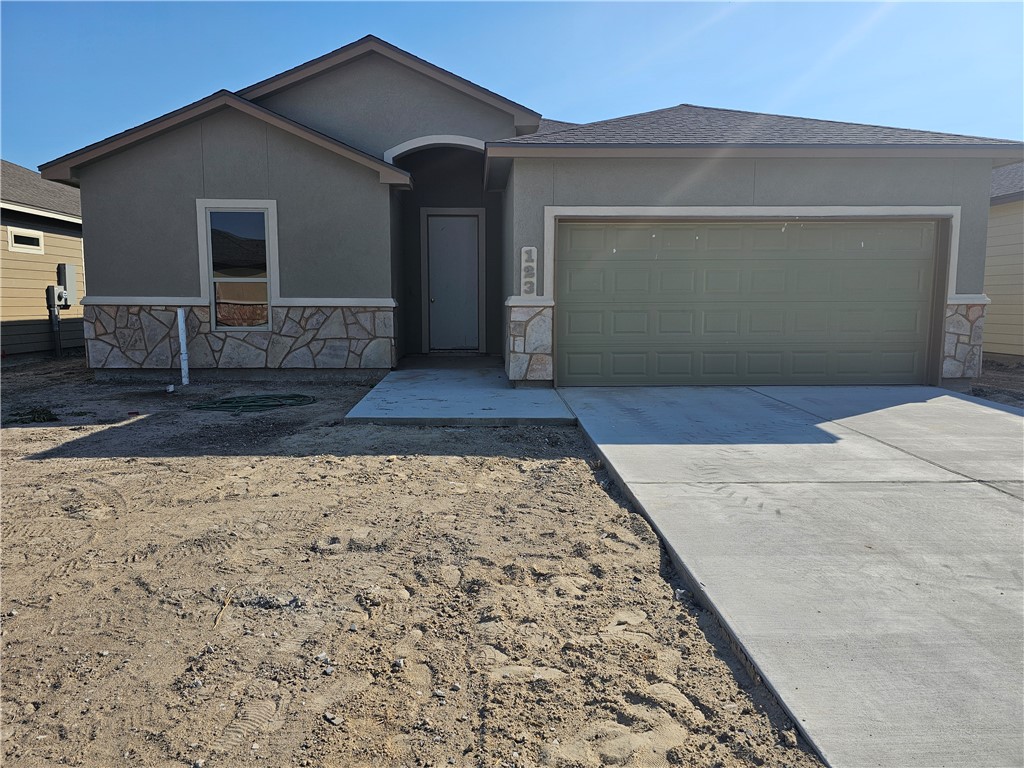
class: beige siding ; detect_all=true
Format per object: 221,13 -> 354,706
1,224 -> 86,321
983,201 -> 1024,357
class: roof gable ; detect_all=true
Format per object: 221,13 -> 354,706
40,91 -> 411,186
238,35 -> 540,131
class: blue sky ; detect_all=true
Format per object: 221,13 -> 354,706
2,2 -> 1022,171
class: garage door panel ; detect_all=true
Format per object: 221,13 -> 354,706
705,226 -> 745,250
566,226 -> 606,253
610,352 -> 648,376
556,220 -> 937,385
565,268 -> 605,295
835,261 -> 933,299
659,270 -> 697,293
561,221 -> 935,258
750,269 -> 788,294
838,222 -> 932,252
610,310 -> 649,335
557,344 -> 930,385
561,303 -> 930,345
702,310 -> 740,335
613,270 -> 652,293
879,308 -> 925,335
748,352 -> 785,375
792,351 -> 829,376
565,259 -> 932,303
657,310 -> 695,335
564,310 -> 604,336
794,224 -> 835,250
750,225 -> 790,250
657,352 -> 693,376
704,269 -> 742,293
793,308 -> 829,335
749,309 -> 786,334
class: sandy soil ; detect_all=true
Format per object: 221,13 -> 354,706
1,356 -> 821,768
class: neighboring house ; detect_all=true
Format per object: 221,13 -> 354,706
40,35 -> 1022,386
1,160 -> 86,356
982,161 -> 1023,361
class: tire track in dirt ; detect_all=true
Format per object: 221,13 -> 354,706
2,363 -> 821,768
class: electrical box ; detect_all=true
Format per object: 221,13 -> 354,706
56,264 -> 77,306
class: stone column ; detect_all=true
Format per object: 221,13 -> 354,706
941,302 -> 986,385
505,304 -> 553,384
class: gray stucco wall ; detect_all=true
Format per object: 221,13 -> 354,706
502,169 -> 516,311
77,107 -> 392,300
79,124 -> 205,297
255,53 -> 517,158
390,187 -> 405,361
506,156 -> 994,296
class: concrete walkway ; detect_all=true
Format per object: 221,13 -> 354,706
560,386 -> 1023,768
346,367 -> 575,425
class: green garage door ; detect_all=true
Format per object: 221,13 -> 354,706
556,220 -> 938,386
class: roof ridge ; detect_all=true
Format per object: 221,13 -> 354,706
547,103 -> 692,134
529,119 -> 591,139
237,35 -> 540,122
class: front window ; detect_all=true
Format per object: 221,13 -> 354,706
204,206 -> 272,329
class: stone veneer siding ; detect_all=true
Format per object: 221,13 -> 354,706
942,303 -> 986,379
84,305 -> 395,369
506,305 -> 553,382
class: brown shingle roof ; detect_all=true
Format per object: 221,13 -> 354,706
1,160 -> 81,218
496,103 -> 1022,147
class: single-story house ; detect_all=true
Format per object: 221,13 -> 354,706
982,161 -> 1023,361
40,35 -> 1023,386
1,160 -> 86,356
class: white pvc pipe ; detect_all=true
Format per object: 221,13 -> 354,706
176,307 -> 190,386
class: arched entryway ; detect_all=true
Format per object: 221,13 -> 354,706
391,145 -> 503,359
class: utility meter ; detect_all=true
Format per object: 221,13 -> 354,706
56,264 -> 75,309
46,285 -> 68,311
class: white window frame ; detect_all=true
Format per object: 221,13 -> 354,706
8,226 -> 44,254
196,199 -> 278,331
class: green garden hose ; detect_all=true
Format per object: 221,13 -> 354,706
188,394 -> 316,413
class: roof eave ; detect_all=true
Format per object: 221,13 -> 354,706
486,143 -> 1024,160
0,200 -> 82,224
991,192 -> 1024,205
237,36 -> 541,128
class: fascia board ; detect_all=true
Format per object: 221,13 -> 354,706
40,92 -> 411,187
485,144 -> 1024,161
0,201 -> 82,224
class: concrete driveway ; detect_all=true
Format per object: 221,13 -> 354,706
560,386 -> 1023,768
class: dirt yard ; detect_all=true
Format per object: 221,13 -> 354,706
971,357 -> 1024,407
0,356 -> 821,768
